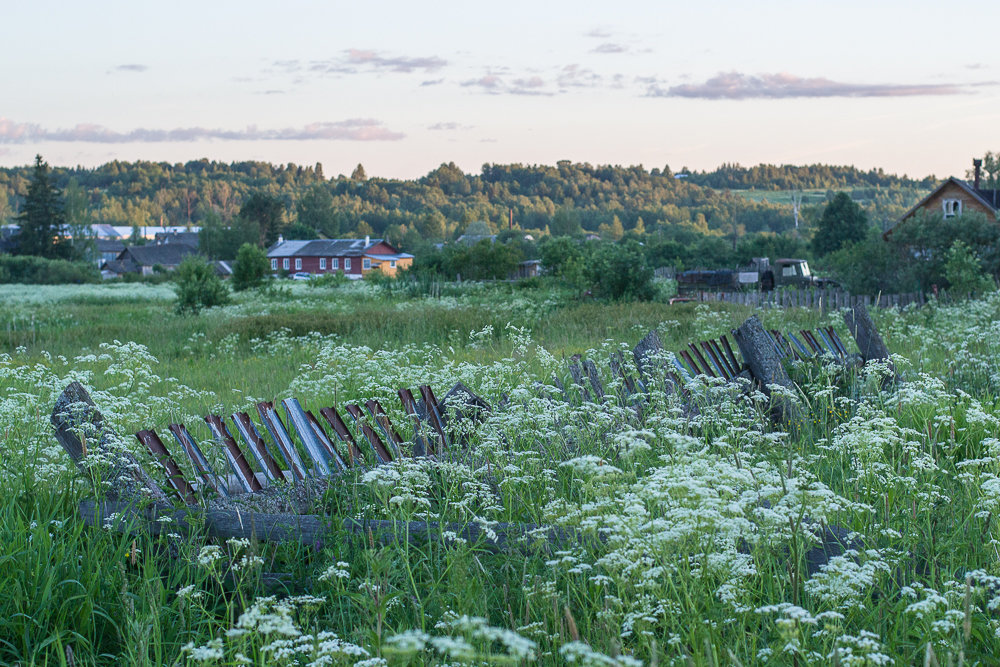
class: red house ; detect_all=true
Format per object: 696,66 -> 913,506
266,236 -> 414,278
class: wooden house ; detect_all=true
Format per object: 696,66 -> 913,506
266,236 -> 413,278
885,159 -> 1000,238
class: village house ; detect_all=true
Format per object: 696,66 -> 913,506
103,243 -> 199,277
886,159 -> 1000,238
266,236 -> 413,278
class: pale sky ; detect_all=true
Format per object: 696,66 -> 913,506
2,1 -> 997,180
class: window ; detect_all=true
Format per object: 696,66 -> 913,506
362,258 -> 372,270
282,258 -> 289,270
345,258 -> 351,271
332,258 -> 339,270
295,258 -> 302,270
319,258 -> 326,270
943,199 -> 962,218
271,258 -> 277,270
781,265 -> 797,278
389,260 -> 396,269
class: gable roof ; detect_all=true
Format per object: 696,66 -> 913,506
885,177 -> 1000,239
266,238 -> 399,258
119,243 -> 198,266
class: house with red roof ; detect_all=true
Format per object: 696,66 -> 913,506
266,236 -> 413,278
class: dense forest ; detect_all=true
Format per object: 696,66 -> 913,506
0,159 -> 935,252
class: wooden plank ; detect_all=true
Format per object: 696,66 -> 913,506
168,423 -> 230,498
256,402 -> 307,481
231,412 -> 284,482
281,398 -> 334,476
700,341 -> 730,379
364,399 -> 405,457
609,351 -> 640,395
844,303 -> 896,376
318,406 -> 365,465
418,385 -> 449,451
345,404 -> 394,464
51,382 -> 169,504
688,343 -> 717,378
582,359 -> 606,402
719,334 -> 742,373
136,429 -> 198,504
204,415 -> 263,493
567,356 -> 593,402
304,410 -> 350,470
678,349 -> 703,377
398,389 -> 433,457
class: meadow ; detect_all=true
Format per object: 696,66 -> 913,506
1,279 -> 999,665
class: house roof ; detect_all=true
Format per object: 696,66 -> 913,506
364,252 -> 413,261
96,238 -> 125,252
119,243 -> 198,266
886,177 -> 1000,238
267,238 -> 398,258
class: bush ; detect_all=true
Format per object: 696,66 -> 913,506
0,254 -> 100,284
584,240 -> 655,301
231,243 -> 270,291
174,255 -> 230,314
943,240 -> 995,298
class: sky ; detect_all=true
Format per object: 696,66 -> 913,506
1,0 -> 998,180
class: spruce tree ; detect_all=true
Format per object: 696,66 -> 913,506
16,155 -> 69,258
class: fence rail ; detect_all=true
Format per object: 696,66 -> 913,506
689,288 -> 927,311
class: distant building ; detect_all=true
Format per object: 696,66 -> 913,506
94,238 -> 126,266
154,230 -> 200,247
511,259 -> 542,280
266,236 -> 413,278
886,159 -> 1000,238
103,243 -> 199,277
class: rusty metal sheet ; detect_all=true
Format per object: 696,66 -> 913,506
256,401 -> 307,481
168,423 -> 229,498
678,349 -> 702,377
231,412 -> 284,482
364,399 -> 404,457
418,384 -> 449,451
799,329 -> 822,354
136,429 -> 197,504
344,404 -> 394,464
687,343 -> 717,378
318,406 -> 365,465
786,332 -> 812,358
281,398 -> 333,476
398,388 -> 433,457
304,409 -> 350,471
204,415 -> 263,493
826,327 -> 849,358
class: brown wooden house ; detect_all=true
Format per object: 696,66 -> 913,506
266,236 -> 413,278
885,160 -> 1000,239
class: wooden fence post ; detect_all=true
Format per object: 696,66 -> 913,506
51,382 -> 169,503
731,316 -> 799,424
844,304 -> 896,378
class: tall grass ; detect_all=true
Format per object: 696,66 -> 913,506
1,281 -> 998,664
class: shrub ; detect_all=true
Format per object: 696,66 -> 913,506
174,255 -> 230,314
0,254 -> 100,284
584,239 -> 655,301
943,240 -> 995,298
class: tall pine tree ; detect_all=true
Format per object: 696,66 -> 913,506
16,155 -> 69,258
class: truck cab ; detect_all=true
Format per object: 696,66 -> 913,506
773,259 -> 816,288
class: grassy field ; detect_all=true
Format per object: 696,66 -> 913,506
1,280 -> 999,665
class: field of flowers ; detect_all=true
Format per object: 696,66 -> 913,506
1,281 -> 999,665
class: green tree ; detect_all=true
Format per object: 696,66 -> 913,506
174,255 -> 230,314
240,193 -> 285,246
16,155 -> 70,258
811,192 -> 868,256
296,184 -> 338,236
351,163 -> 367,181
585,240 -> 654,300
231,243 -> 270,291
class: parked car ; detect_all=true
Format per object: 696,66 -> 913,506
291,272 -> 312,281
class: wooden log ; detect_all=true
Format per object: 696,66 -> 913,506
731,316 -> 799,424
567,356 -> 593,403
632,330 -> 664,384
581,359 -> 606,402
844,303 -> 896,376
80,499 -> 590,553
51,382 -> 169,503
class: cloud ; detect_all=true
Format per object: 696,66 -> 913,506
113,64 -> 148,73
650,71 -> 973,99
420,78 -> 445,86
461,74 -> 504,92
0,118 -> 405,143
591,43 -> 627,54
428,122 -> 472,131
297,49 -> 447,76
585,28 -> 612,38
557,65 -> 602,89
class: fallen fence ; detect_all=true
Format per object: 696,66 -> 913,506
52,305 -> 893,552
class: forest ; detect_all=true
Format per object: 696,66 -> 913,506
0,159 -> 934,251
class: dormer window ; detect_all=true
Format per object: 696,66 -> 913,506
943,199 -> 962,218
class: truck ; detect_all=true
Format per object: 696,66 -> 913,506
676,258 -> 831,294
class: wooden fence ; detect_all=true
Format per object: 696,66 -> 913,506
690,288 -> 927,311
